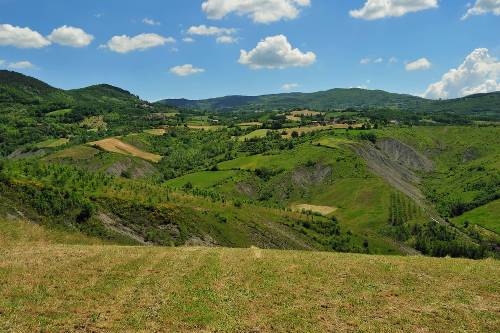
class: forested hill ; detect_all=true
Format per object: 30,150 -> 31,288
0,70 -> 176,157
158,88 -> 500,117
159,88 -> 425,111
0,70 -> 139,105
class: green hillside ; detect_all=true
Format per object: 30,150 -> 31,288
0,71 -> 498,260
159,88 -> 500,121
0,70 -> 177,157
160,88 -> 425,111
0,217 -> 498,332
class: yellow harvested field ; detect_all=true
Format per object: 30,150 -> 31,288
333,123 -> 364,129
144,128 -> 166,136
281,125 -> 335,137
291,110 -> 323,117
88,138 -> 162,163
286,115 -> 302,122
237,122 -> 263,127
292,204 -> 338,215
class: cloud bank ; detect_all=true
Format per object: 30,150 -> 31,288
48,26 -> 94,47
170,64 -> 205,76
104,33 -> 175,53
350,0 -> 438,20
239,35 -> 316,69
0,24 -> 50,48
424,48 -> 500,99
406,58 -> 432,71
202,0 -> 310,23
462,0 -> 500,20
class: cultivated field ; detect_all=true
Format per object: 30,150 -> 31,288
88,138 -> 162,163
291,110 -> 323,117
237,122 -> 263,128
286,115 -> 302,122
35,138 -> 69,148
0,217 -> 498,333
143,128 -> 166,136
291,204 -> 337,215
281,125 -> 335,137
238,129 -> 270,141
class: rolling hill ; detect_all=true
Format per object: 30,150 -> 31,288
159,88 -> 426,111
0,71 -> 498,259
0,70 -> 177,157
159,88 -> 500,120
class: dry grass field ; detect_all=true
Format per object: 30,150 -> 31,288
291,110 -> 323,117
281,125 -> 336,137
292,204 -> 338,215
237,122 -> 263,127
143,128 -> 166,136
88,138 -> 162,163
286,115 -> 302,122
35,138 -> 70,148
0,217 -> 499,333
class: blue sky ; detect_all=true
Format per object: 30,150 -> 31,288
0,0 -> 499,101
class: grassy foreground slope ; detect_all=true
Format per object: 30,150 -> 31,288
1,218 -> 499,332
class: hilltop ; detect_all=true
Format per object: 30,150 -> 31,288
159,88 -> 500,121
160,88 -> 425,111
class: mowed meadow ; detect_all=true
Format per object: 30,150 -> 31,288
0,217 -> 499,333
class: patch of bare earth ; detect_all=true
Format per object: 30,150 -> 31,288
88,138 -> 162,163
292,204 -> 337,215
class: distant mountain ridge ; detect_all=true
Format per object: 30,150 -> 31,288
159,88 -> 426,111
158,88 -> 500,118
1,70 -> 499,119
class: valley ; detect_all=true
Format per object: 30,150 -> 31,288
1,70 -> 499,259
1,68 -> 499,332
2,1 -> 499,330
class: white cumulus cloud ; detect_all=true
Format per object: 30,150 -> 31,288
183,37 -> 195,43
48,25 -> 94,47
282,83 -> 299,91
187,25 -> 236,36
239,35 -> 316,69
374,57 -> 384,63
8,61 -> 35,69
216,35 -> 238,44
0,24 -> 50,48
350,0 -> 438,20
360,58 -> 371,64
143,18 -> 161,26
462,0 -> 500,19
104,33 -> 175,53
169,64 -> 205,76
406,57 -> 432,71
424,48 -> 500,99
202,0 -> 311,24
